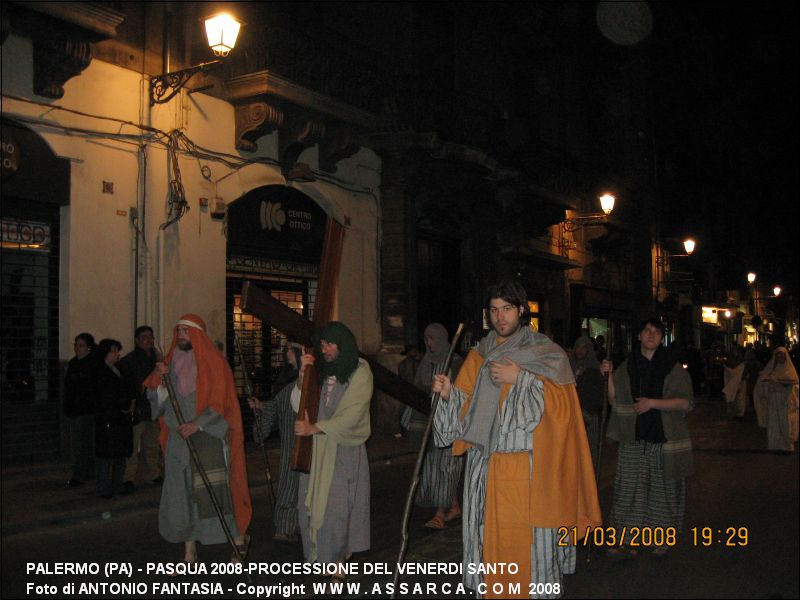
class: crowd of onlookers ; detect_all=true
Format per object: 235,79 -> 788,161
63,326 -> 163,499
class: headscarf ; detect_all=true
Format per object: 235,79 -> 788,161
570,335 -> 600,378
144,313 -> 252,536
271,341 -> 302,393
315,322 -> 359,384
413,323 -> 450,392
759,347 -> 799,384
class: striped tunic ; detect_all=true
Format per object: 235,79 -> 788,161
610,441 -> 686,531
253,382 -> 299,536
434,371 -> 575,599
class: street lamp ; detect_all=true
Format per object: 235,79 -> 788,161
773,286 -> 782,297
150,12 -> 243,105
655,237 -> 697,266
560,193 -> 615,232
747,272 -> 756,284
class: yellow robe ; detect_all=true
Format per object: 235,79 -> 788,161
453,350 -> 601,598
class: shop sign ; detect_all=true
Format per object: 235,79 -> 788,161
1,218 -> 51,252
1,129 -> 21,180
227,187 -> 326,263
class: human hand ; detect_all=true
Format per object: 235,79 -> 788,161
432,374 -> 452,400
294,410 -> 319,437
247,397 -> 263,411
634,397 -> 652,414
600,360 -> 613,375
489,357 -> 521,386
155,362 -> 169,376
300,353 -> 315,369
178,421 -> 200,439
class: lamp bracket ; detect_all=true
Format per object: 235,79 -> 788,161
150,60 -> 221,105
561,213 -> 609,232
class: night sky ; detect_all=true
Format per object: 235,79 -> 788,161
648,3 -> 798,295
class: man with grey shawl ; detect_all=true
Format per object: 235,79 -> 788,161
403,323 -> 464,529
601,319 -> 693,557
292,322 -> 372,579
570,335 -> 605,471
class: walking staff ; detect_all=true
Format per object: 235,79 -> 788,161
392,324 -> 464,598
234,333 -> 277,503
586,370 -> 610,564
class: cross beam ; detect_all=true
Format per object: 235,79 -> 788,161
240,281 -> 432,414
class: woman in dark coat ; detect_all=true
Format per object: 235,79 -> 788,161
94,339 -> 134,498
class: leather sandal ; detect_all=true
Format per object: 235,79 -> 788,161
424,515 -> 447,529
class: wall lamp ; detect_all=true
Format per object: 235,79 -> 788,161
655,237 -> 696,266
150,13 -> 242,106
561,193 -> 615,232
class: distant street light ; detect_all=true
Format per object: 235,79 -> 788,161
747,272 -> 756,284
683,238 -> 696,255
773,286 -> 782,297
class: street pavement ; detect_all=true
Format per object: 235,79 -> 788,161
2,397 -> 798,599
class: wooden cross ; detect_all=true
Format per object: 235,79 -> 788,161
240,222 -> 430,472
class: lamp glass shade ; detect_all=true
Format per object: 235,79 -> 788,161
599,194 -> 615,215
773,286 -> 781,297
747,272 -> 756,284
683,238 -> 696,255
205,14 -> 241,57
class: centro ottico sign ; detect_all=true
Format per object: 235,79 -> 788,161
260,201 -> 313,232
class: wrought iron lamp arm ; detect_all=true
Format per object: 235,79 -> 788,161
149,60 -> 221,106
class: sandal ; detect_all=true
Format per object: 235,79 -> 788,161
444,506 -> 462,523
230,534 -> 251,563
424,515 -> 447,530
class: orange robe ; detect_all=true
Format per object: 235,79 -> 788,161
451,349 -> 601,598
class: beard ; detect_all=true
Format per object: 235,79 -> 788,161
177,339 -> 193,351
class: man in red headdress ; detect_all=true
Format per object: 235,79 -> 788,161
144,314 -> 251,563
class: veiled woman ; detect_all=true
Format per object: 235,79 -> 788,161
754,347 -> 799,451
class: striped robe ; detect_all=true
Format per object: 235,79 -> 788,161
253,382 -> 299,536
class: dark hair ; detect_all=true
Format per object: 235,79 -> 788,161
638,318 -> 666,336
74,332 -> 96,349
134,325 -> 154,339
485,280 -> 531,325
96,338 -> 122,360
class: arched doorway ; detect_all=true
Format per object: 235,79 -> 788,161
225,185 -> 327,437
1,118 -> 70,465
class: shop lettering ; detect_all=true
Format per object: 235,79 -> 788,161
1,219 -> 50,246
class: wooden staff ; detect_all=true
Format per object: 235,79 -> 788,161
392,324 -> 464,598
234,333 -> 276,503
156,348 -> 251,577
587,370 -> 610,564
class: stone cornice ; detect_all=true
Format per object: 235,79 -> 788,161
13,1 -> 125,40
225,71 -> 380,131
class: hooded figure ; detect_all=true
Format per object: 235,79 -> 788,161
144,314 -> 251,562
754,347 -> 799,451
292,321 -> 373,571
406,323 -> 465,529
570,335 -> 605,470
